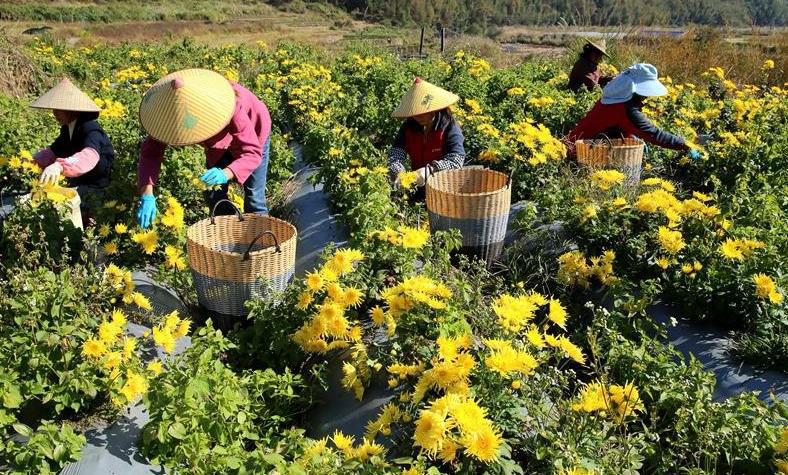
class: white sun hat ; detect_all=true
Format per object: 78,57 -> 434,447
29,77 -> 100,113
601,63 -> 668,105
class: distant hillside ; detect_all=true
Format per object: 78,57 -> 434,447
275,0 -> 787,31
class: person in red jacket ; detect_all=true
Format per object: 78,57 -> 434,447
568,38 -> 614,92
566,63 -> 700,159
388,78 -> 465,190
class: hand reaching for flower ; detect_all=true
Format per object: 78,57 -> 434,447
39,162 -> 63,185
397,168 -> 428,191
200,167 -> 232,186
137,194 -> 157,229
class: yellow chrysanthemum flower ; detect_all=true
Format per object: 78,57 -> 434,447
342,287 -> 364,308
119,370 -> 148,403
122,338 -> 136,360
131,230 -> 159,255
370,306 -> 385,325
82,338 -> 106,358
559,337 -> 585,364
461,422 -> 502,462
305,271 -> 324,292
657,226 -> 685,254
412,410 -> 450,455
103,242 -> 118,255
297,291 -> 313,310
399,226 -> 430,249
548,299 -> 568,328
147,360 -> 164,376
590,169 -> 626,191
398,171 -> 420,190
164,245 -> 187,270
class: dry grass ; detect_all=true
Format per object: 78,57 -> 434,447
496,25 -> 787,85
611,28 -> 787,85
0,32 -> 48,97
1,16 -> 369,49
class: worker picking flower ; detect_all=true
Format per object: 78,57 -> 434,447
30,77 -> 116,224
136,68 -> 272,229
387,78 -> 466,196
566,63 -> 700,160
567,37 -> 614,92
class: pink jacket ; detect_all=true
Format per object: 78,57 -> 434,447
138,83 -> 271,187
35,147 -> 99,177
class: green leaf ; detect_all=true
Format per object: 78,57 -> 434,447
2,385 -> 22,409
53,443 -> 66,462
263,453 -> 285,465
167,421 -> 187,440
184,378 -> 210,400
226,457 -> 242,469
13,423 -> 32,438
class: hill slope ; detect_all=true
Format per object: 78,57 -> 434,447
298,0 -> 787,29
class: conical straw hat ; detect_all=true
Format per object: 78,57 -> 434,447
392,77 -> 459,118
583,37 -> 609,56
30,77 -> 100,113
139,69 -> 236,146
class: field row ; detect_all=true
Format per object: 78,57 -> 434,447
0,38 -> 786,474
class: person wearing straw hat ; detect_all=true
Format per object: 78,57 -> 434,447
565,63 -> 700,159
31,77 -> 116,221
388,77 -> 466,193
568,37 -> 614,92
136,68 -> 271,229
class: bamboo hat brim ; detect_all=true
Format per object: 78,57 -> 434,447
139,69 -> 236,146
583,37 -> 609,57
30,77 -> 100,113
392,77 -> 459,118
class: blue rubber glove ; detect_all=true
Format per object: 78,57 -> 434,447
137,195 -> 157,230
689,149 -> 702,160
200,167 -> 229,186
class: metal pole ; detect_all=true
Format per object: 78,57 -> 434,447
419,26 -> 425,57
440,27 -> 445,53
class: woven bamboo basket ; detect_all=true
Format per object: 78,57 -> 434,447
186,200 -> 297,316
426,168 -> 511,265
575,137 -> 645,186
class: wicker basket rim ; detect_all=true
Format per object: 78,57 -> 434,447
575,139 -> 645,149
186,215 -> 297,260
427,168 -> 510,196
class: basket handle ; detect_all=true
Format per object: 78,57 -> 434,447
242,230 -> 281,261
210,199 -> 244,225
597,133 -> 613,150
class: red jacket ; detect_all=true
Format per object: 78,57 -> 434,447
404,127 -> 447,170
566,100 -> 687,155
387,111 -> 465,180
